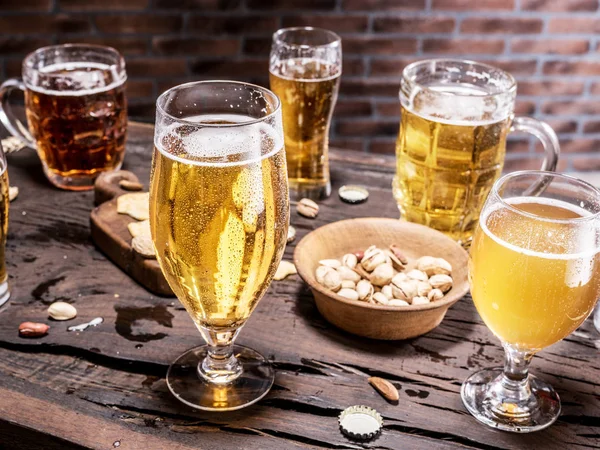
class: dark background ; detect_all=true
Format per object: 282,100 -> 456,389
1,0 -> 599,172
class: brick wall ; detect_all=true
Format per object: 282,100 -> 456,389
1,0 -> 600,171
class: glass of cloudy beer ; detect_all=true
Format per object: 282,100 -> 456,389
270,27 -> 341,200
463,171 -> 600,432
0,44 -> 127,190
0,142 -> 9,307
150,81 -> 289,411
394,59 -> 560,246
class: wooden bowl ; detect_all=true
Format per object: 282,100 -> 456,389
293,218 -> 469,340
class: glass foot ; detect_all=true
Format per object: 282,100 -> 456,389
42,163 -> 123,191
461,367 -> 560,433
289,180 -> 331,200
166,344 -> 274,411
0,280 -> 9,308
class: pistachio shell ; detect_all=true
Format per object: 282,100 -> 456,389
417,256 -> 452,276
388,299 -> 410,307
341,280 -> 356,290
361,249 -> 387,272
416,281 -> 432,297
337,266 -> 362,282
316,266 -> 342,292
338,288 -> 359,301
372,292 -> 389,305
429,274 -> 453,293
370,263 -> 394,286
391,279 -> 419,301
381,285 -> 393,300
342,253 -> 358,269
356,279 -> 374,301
428,288 -> 445,301
319,259 -> 341,269
412,296 -> 430,305
48,301 -> 77,321
406,269 -> 428,282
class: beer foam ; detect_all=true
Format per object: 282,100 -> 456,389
270,58 -> 341,83
405,84 -> 510,126
27,62 -> 125,96
480,197 -> 600,260
155,114 -> 284,167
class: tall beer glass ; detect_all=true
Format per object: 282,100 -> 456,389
150,81 -> 289,411
463,171 -> 600,432
270,27 -> 341,200
0,142 -> 9,307
394,59 -> 560,246
0,44 -> 127,191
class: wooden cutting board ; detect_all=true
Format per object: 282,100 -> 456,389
90,170 -> 174,296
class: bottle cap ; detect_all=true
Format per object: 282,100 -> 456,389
338,405 -> 383,440
338,185 -> 369,204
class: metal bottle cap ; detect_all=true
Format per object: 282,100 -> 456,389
338,405 -> 383,440
338,185 -> 369,204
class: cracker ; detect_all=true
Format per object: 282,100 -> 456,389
132,235 -> 156,259
128,219 -> 151,238
117,192 -> 149,221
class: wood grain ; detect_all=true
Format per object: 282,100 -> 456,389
0,122 -> 598,450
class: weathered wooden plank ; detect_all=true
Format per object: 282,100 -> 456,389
0,123 -> 598,449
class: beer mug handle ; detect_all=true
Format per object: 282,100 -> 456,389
0,78 -> 36,150
510,116 -> 559,172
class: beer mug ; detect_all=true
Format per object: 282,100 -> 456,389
0,141 -> 9,307
0,44 -> 128,191
393,59 -> 559,246
270,27 -> 341,200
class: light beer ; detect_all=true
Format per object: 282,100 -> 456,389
150,115 -> 289,330
25,62 -> 127,189
270,58 -> 340,196
470,198 -> 600,350
394,86 -> 511,244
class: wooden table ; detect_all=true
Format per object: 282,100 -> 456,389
0,122 -> 598,450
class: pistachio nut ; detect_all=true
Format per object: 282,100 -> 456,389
342,253 -> 358,269
356,279 -> 374,301
316,265 -> 342,292
353,265 -> 371,281
381,284 -> 393,300
388,299 -> 409,307
384,249 -> 404,271
417,281 -> 432,297
337,265 -> 362,282
389,244 -> 409,265
406,269 -> 428,282
391,272 -> 408,285
370,263 -> 394,286
429,274 -> 453,293
297,198 -> 319,218
412,296 -> 430,305
361,249 -> 387,272
372,292 -> 389,305
391,279 -> 419,301
338,288 -> 359,301
428,288 -> 444,301
319,259 -> 341,269
417,256 -> 452,276
48,301 -> 77,321
341,280 -> 356,290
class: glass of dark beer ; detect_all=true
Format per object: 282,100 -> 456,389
0,141 -> 9,307
0,44 -> 127,190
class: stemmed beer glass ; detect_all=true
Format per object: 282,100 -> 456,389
463,171 -> 600,432
150,81 -> 289,411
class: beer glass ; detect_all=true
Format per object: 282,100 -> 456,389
394,59 -> 560,246
0,142 -> 9,307
464,171 -> 600,432
0,44 -> 127,191
150,81 -> 289,411
270,27 -> 341,200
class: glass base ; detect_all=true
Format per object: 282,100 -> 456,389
461,367 -> 560,433
289,179 -> 331,200
42,163 -> 123,191
166,344 -> 274,411
0,280 -> 9,308
594,304 -> 600,333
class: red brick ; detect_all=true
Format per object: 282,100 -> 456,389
343,58 -> 366,76
340,79 -> 400,97
517,80 -> 584,96
583,121 -> 600,133
343,0 -> 424,10
243,38 -> 271,56
0,14 -> 91,34
542,100 -> 600,115
155,0 -> 241,8
548,18 -> 600,33
282,15 -> 368,33
524,0 -> 597,11
369,139 -> 396,154
515,100 -> 535,115
56,36 -> 148,56
334,100 -> 373,117
572,156 -> 600,171
127,58 -> 188,77
373,16 -> 455,33
370,58 -> 418,76
59,0 -> 149,10
330,138 -> 365,152
432,0 -> 514,9
336,119 -> 399,137
247,0 -> 335,10
589,82 -> 600,95
126,80 -> 154,99
95,14 -> 182,34
188,16 -> 278,34
0,37 -> 53,55
190,59 -> 267,78
344,37 -> 417,55
479,59 -> 538,75
558,139 -> 600,154
423,39 -> 504,54
128,100 -> 156,119
461,18 -> 543,34
544,60 -> 600,75
5,59 -> 23,77
506,140 -> 530,154
375,102 -> 400,117
152,37 -> 240,56
503,157 -> 568,173
544,119 -> 577,133
511,39 -> 588,55
157,78 -> 193,95
0,0 -> 51,10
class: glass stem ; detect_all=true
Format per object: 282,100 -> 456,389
497,343 -> 535,406
197,326 -> 243,384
